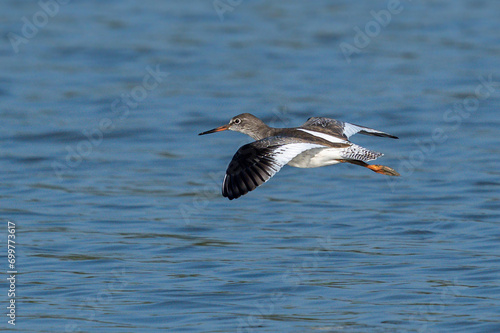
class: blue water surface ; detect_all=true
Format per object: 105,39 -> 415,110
1,0 -> 500,332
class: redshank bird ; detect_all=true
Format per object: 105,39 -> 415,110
199,113 -> 399,200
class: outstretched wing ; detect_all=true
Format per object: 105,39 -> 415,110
301,117 -> 398,139
223,138 -> 324,200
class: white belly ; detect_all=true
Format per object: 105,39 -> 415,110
287,148 -> 343,168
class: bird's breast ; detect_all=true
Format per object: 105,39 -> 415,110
287,147 -> 343,168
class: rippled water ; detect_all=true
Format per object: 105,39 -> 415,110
1,0 -> 500,332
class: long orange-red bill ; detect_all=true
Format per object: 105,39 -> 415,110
198,124 -> 230,135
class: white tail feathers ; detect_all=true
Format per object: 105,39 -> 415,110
341,144 -> 383,162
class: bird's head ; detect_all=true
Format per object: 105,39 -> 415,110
198,113 -> 266,139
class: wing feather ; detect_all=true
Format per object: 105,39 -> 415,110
301,117 -> 398,139
222,138 -> 323,200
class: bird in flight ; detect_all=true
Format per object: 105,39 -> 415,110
199,113 -> 399,200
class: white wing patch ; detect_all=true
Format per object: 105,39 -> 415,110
343,122 -> 393,138
342,123 -> 365,138
269,143 -> 326,167
341,143 -> 383,162
297,129 -> 347,144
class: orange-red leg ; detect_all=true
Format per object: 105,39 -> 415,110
338,159 -> 400,176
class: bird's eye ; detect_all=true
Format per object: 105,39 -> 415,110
234,118 -> 241,124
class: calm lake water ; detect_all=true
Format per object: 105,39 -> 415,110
1,0 -> 500,332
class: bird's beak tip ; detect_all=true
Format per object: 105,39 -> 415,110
198,124 -> 230,136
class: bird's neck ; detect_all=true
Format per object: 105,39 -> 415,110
248,124 -> 277,141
